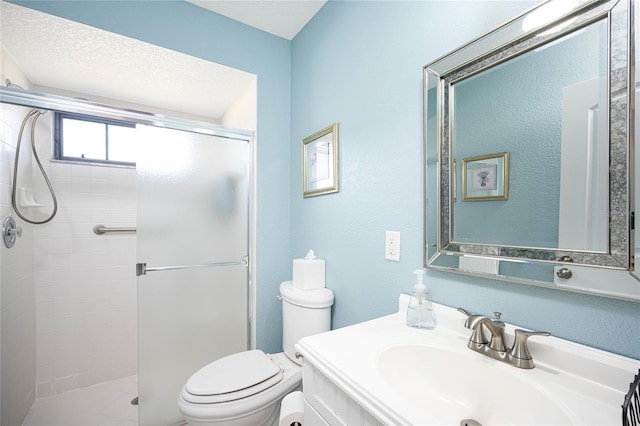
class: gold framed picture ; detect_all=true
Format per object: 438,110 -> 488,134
302,123 -> 339,197
462,152 -> 509,201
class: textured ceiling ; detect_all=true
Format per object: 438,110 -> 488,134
0,2 -> 257,120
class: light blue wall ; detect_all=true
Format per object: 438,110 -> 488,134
15,0 -> 640,360
291,0 -> 640,359
12,0 -> 292,353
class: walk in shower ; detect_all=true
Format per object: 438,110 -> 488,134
1,86 -> 254,426
0,3 -> 257,425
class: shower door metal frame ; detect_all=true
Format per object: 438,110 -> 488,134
0,84 -> 256,350
0,86 -> 252,139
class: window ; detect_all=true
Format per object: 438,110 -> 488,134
54,112 -> 137,166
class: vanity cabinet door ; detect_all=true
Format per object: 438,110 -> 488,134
301,361 -> 384,426
303,400 -> 330,426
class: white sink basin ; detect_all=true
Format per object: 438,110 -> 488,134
297,298 -> 640,426
377,344 -> 572,425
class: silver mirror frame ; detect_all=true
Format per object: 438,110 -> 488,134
424,0 -> 635,298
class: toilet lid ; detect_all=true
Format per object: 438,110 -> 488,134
184,350 -> 283,403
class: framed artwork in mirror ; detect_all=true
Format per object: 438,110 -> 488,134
302,123 -> 339,197
462,152 -> 509,201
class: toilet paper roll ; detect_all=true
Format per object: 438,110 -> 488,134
279,391 -> 304,426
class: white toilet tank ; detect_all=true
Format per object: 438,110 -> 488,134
279,281 -> 334,365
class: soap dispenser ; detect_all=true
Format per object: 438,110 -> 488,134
406,269 -> 436,329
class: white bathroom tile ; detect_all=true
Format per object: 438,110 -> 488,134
89,265 -> 133,282
36,316 -> 67,335
48,161 -> 72,177
36,332 -> 57,356
50,175 -> 72,192
91,165 -> 111,180
70,191 -> 97,209
35,269 -> 76,287
53,329 -> 75,350
51,299 -> 74,318
54,359 -> 76,378
107,236 -> 136,252
0,182 -> 11,205
111,192 -> 136,209
108,279 -> 135,295
71,326 -> 99,344
74,341 -> 94,360
66,207 -> 93,223
37,362 -> 55,382
103,251 -> 135,267
92,177 -> 110,194
71,164 -> 92,178
35,252 -> 74,272
34,221 -> 73,240
81,309 -> 112,327
111,291 -> 137,310
24,133 -> 139,397
69,281 -> 98,299
72,372 -> 95,390
70,221 -> 97,239
35,381 -> 55,399
35,237 -> 72,255
35,301 -> 54,321
45,207 -> 72,225
109,177 -> 137,194
72,237 -> 109,254
53,375 -> 75,394
36,346 -> 54,369
34,285 -> 57,304
100,208 -> 137,224
71,176 -> 92,193
111,306 -> 137,324
52,284 -> 74,301
49,347 -> 74,371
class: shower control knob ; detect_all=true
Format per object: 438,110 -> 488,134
9,225 -> 22,238
2,216 -> 22,248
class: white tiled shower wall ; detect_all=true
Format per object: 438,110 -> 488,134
1,100 -> 37,426
32,116 -> 138,398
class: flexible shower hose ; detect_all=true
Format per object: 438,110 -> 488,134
11,108 -> 58,224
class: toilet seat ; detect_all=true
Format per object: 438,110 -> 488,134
182,350 -> 283,404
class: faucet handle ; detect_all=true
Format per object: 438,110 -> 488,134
457,308 -> 488,344
509,329 -> 550,369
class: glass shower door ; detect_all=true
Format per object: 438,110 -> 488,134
135,124 -> 250,426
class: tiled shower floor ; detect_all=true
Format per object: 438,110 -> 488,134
22,375 -> 138,426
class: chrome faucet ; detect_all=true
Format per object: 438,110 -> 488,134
457,308 -> 549,369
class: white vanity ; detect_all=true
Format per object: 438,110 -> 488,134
296,297 -> 640,426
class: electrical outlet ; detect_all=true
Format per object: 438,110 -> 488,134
385,231 -> 401,261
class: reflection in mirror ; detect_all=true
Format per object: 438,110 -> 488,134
424,0 -> 639,302
452,19 -> 607,251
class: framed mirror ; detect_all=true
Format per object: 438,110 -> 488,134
424,0 -> 639,301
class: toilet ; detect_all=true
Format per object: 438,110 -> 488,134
178,281 -> 334,426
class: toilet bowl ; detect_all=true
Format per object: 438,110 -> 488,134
178,281 -> 334,426
178,351 -> 301,426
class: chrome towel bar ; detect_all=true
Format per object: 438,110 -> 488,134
93,224 -> 137,235
136,257 -> 248,276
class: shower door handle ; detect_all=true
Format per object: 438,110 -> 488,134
136,257 -> 248,276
